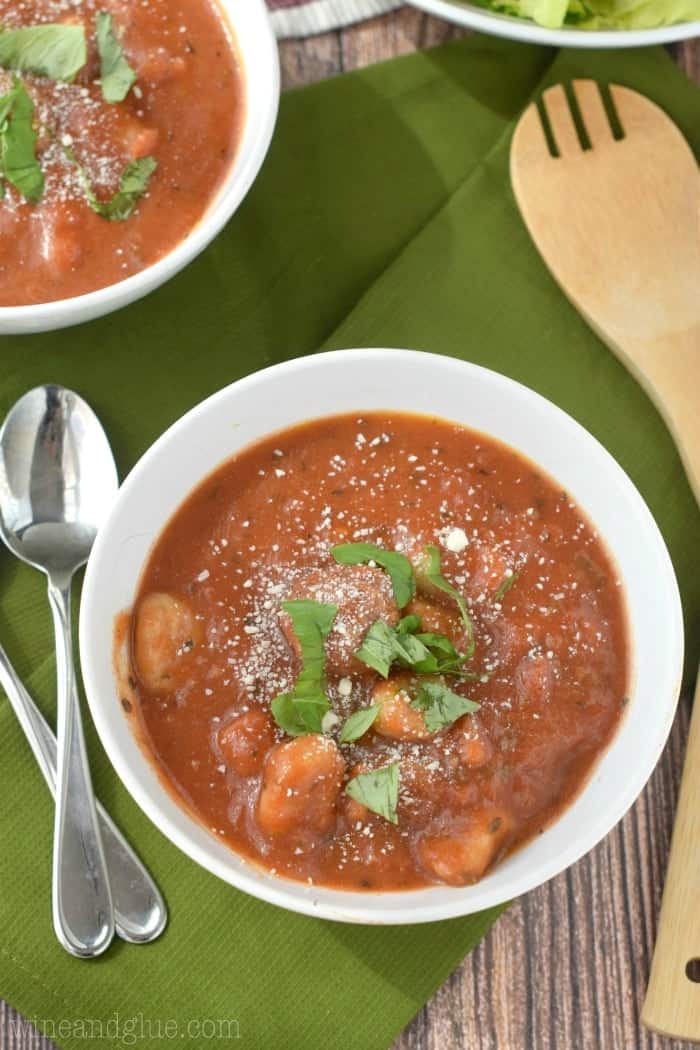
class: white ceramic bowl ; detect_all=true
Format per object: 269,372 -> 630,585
2,0 -> 279,335
80,349 -> 684,924
409,0 -> 700,47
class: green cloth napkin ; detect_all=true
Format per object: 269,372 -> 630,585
1,36 -> 699,1050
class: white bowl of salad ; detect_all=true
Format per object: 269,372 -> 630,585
409,0 -> 700,46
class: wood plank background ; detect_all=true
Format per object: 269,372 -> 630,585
2,7 -> 699,1049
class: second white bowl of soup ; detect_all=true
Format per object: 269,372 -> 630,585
80,349 -> 683,923
0,0 -> 278,333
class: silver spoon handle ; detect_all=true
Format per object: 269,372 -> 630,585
48,575 -> 114,958
0,642 -> 167,944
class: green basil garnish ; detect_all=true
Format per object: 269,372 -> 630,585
420,545 -> 475,658
345,762 -> 400,824
95,12 -> 137,103
410,680 -> 479,733
355,615 -> 481,680
493,570 -> 520,603
355,619 -> 423,678
339,704 -> 380,744
67,150 -> 157,221
331,542 -> 416,609
0,78 -> 43,203
271,600 -> 337,736
0,25 -> 86,82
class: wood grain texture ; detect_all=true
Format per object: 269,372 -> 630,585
278,7 -> 467,88
644,670 -> 700,1040
511,78 -> 700,506
2,10 -> 699,1050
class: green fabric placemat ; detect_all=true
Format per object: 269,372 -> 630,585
1,35 -> 699,1050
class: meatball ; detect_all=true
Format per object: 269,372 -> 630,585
280,564 -> 399,676
373,675 -> 429,741
417,809 -> 514,885
256,735 -> 345,841
218,708 -> 276,778
133,592 -> 201,692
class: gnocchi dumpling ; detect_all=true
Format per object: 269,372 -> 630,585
417,809 -> 513,886
372,676 -> 430,741
256,735 -> 345,841
218,708 -> 276,778
133,592 -> 201,692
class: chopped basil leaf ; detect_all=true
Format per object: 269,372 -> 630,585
0,78 -> 43,203
270,692 -> 307,738
410,681 -> 480,733
355,620 -> 401,677
411,632 -> 467,675
91,155 -> 156,221
397,613 -> 421,634
0,25 -> 86,81
421,545 -> 475,658
339,704 -> 380,744
355,619 -> 427,678
96,12 -> 137,103
271,600 -> 337,736
331,543 -> 416,609
355,615 -> 480,680
67,151 -> 157,221
345,762 -> 400,824
493,570 -> 520,603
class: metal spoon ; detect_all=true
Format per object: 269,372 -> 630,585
1,386 -> 120,956
0,640 -> 167,944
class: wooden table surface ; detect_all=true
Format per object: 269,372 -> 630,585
2,7 -> 699,1050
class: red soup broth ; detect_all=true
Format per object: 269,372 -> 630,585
118,412 -> 629,891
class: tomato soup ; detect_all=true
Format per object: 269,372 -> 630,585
120,412 -> 629,891
0,0 -> 243,305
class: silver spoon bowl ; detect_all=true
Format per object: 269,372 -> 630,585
0,386 -> 119,956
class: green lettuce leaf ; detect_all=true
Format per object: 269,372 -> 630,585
579,0 -> 700,27
462,0 -> 700,29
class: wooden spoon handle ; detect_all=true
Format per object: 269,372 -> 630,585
643,668 -> 700,1040
633,328 -> 700,506
607,325 -> 700,507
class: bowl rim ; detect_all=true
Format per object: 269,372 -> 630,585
0,0 -> 279,331
80,348 -> 684,924
408,0 -> 700,47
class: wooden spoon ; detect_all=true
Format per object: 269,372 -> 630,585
511,80 -> 700,1041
